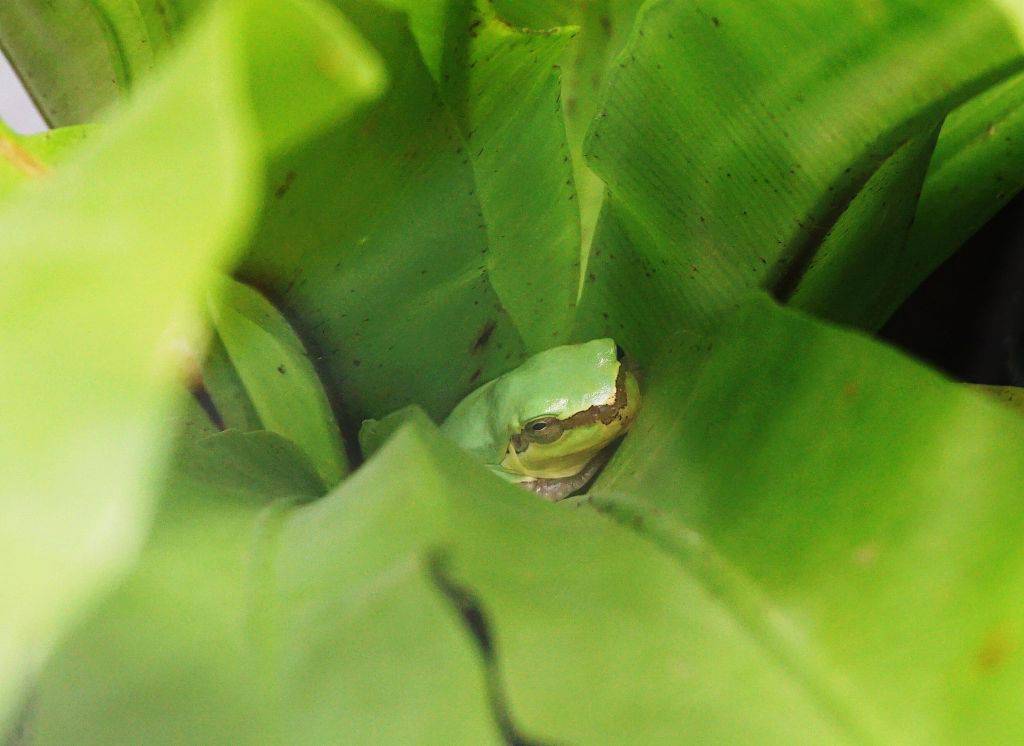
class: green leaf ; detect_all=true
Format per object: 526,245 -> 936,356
557,0 -> 645,268
267,420 -> 854,743
439,4 -> 581,347
27,427 -> 499,745
28,415 -> 884,743
373,0 -> 454,80
0,0 -> 382,727
209,275 -> 349,487
240,3 -> 535,422
357,403 -> 435,458
595,295 -> 1024,741
578,0 -> 1024,350
787,125 -> 942,328
27,431 -> 323,745
882,68 -> 1024,324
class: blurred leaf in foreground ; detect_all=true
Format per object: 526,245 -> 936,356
0,0 -> 383,729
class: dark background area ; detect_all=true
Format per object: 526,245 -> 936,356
882,191 -> 1024,385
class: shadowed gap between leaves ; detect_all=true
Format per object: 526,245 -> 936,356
190,382 -> 226,430
426,551 -> 556,746
881,188 -> 1024,384
767,126 -> 931,305
769,56 -> 1024,306
231,273 -> 365,470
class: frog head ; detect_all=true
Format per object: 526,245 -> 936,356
488,338 -> 640,480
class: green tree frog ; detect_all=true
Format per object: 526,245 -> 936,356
441,338 -> 640,501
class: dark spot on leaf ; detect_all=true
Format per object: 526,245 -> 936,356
712,16 -> 721,27
976,628 -> 1017,672
353,359 -> 361,367
473,320 -> 497,352
469,367 -> 482,384
274,171 -> 296,198
277,364 -> 286,374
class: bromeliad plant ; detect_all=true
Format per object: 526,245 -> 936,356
5,0 -> 1024,742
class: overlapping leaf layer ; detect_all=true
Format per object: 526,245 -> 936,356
6,0 -> 1024,742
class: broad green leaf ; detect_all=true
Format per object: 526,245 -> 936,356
0,0 -> 383,727
27,431 -> 323,745
558,0 -> 645,270
241,3 -> 528,422
579,0 -> 1024,348
232,0 -> 386,156
595,295 -> 1024,742
28,429 -> 500,745
29,415 -> 880,743
439,3 -> 580,347
209,275 -> 349,487
269,421 -> 849,744
490,0 -> 645,274
389,0 -> 645,271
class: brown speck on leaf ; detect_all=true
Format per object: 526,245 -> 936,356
469,367 -> 482,384
353,359 -> 362,367
712,16 -> 721,27
842,382 -> 859,399
473,320 -> 497,352
976,628 -> 1017,672
277,364 -> 286,374
275,171 -> 296,198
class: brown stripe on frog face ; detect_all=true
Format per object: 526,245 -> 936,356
510,366 -> 633,454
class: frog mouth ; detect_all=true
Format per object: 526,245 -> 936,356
520,447 -> 617,502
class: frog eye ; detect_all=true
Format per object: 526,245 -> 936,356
523,416 -> 564,444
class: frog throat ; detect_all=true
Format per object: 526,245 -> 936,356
500,365 -> 635,479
